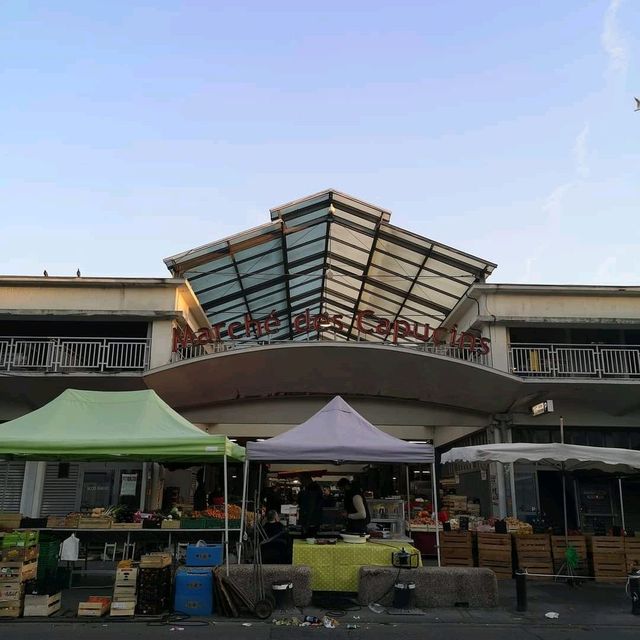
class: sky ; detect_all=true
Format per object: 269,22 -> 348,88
0,0 -> 638,284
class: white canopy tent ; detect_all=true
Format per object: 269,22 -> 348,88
442,442 -> 640,535
240,396 -> 439,563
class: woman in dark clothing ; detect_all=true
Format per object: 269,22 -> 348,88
193,468 -> 207,512
261,510 -> 289,564
337,477 -> 370,534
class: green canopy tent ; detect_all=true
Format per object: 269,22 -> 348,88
0,389 -> 245,573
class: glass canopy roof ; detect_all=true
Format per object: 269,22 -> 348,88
164,190 -> 496,343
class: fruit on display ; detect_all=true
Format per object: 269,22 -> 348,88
191,504 -> 242,520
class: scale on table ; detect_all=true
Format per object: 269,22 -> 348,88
391,547 -> 420,569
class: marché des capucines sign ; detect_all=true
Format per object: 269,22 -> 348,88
172,308 -> 490,354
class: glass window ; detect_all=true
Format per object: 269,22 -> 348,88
80,471 -> 114,510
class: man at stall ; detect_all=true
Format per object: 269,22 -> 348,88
261,510 -> 290,564
298,474 -> 323,538
337,477 -> 371,534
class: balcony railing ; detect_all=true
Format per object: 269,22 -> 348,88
0,337 -> 150,373
510,343 -> 640,379
170,337 -> 492,368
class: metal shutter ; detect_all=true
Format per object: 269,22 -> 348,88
40,463 -> 81,516
0,462 -> 25,512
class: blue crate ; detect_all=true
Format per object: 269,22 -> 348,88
174,567 -> 214,616
185,543 -> 223,567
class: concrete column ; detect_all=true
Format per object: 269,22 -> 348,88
490,428 -> 507,519
149,320 -> 174,369
486,325 -> 509,372
20,461 -> 46,517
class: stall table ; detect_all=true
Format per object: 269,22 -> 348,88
292,539 -> 421,592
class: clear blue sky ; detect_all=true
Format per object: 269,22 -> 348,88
1,1 -> 638,284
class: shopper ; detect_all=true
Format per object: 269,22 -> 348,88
337,477 -> 370,534
298,474 -> 323,538
261,510 -> 289,564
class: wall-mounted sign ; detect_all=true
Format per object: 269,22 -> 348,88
172,308 -> 491,354
531,400 -> 554,417
120,473 -> 138,497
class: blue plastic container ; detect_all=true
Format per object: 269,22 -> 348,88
174,567 -> 214,616
185,543 -> 224,567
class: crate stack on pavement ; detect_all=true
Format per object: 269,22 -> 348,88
137,553 -> 173,616
111,562 -> 138,617
477,532 -> 512,579
440,531 -> 474,567
589,536 -> 627,582
0,530 -> 39,618
174,544 -> 223,616
551,535 -> 588,577
514,534 -> 553,579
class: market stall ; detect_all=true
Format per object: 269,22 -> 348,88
0,389 -> 246,576
240,396 -> 437,589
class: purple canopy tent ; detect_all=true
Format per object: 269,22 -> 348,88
239,396 -> 439,563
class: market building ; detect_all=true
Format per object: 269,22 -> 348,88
2,189 -> 640,533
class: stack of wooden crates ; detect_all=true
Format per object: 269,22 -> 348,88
514,534 -> 553,578
440,531 -> 474,567
111,564 -> 138,617
0,530 -> 39,618
477,533 -> 512,579
589,536 -> 627,582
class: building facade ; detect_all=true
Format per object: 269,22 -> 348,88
2,190 -> 639,531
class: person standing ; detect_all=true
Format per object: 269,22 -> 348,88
298,475 -> 323,538
337,477 -> 370,534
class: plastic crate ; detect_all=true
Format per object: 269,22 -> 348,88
185,544 -> 223,567
174,567 -> 214,616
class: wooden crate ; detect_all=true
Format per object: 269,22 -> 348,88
64,515 -> 81,528
625,538 -> 640,572
110,602 -> 136,616
0,514 -> 22,530
0,599 -> 23,618
514,534 -> 553,579
139,553 -> 172,568
78,517 -> 112,529
0,545 -> 39,562
440,531 -> 474,567
115,568 -> 138,586
24,592 -> 62,617
593,554 -> 627,582
46,516 -> 67,528
477,533 -> 512,579
589,536 -> 625,553
111,522 -> 143,530
78,597 -> 111,617
0,581 -> 24,601
161,520 -> 181,529
0,559 -> 38,582
551,535 -> 588,575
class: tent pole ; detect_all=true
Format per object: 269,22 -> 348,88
238,457 -> 250,564
405,465 -> 411,521
561,463 -> 569,545
619,478 -> 626,533
1,463 -> 9,512
139,462 -> 147,512
223,452 -> 229,576
431,462 -> 441,567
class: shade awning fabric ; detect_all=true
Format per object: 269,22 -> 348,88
441,443 -> 640,474
0,389 -> 245,463
247,396 -> 434,463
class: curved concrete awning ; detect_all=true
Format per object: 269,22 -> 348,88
144,343 -> 523,414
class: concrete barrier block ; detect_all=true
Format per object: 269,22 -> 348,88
226,564 -> 312,607
358,566 -> 499,608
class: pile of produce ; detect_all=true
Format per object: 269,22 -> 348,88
190,504 -> 243,520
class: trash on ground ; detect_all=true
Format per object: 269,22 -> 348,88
545,612 -> 560,619
368,602 -> 385,614
272,617 -> 302,626
322,615 -> 340,628
346,623 -> 359,629
242,622 -> 253,626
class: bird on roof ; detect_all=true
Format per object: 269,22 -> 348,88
43,270 -> 48,277
635,97 -> 640,111
76,268 -> 81,277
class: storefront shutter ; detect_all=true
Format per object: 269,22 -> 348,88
0,462 -> 25,512
40,463 -> 81,516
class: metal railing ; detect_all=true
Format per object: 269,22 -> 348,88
170,337 -> 492,367
510,343 -> 640,379
0,337 -> 150,373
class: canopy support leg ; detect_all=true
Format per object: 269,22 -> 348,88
431,462 -> 441,567
561,463 -> 569,546
223,452 -> 229,576
619,478 -> 626,533
405,465 -> 411,521
238,458 -> 250,564
139,462 -> 147,512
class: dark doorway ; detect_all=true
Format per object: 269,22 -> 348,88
537,470 -> 577,532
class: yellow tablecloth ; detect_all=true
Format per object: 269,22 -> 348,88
292,539 -> 422,591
